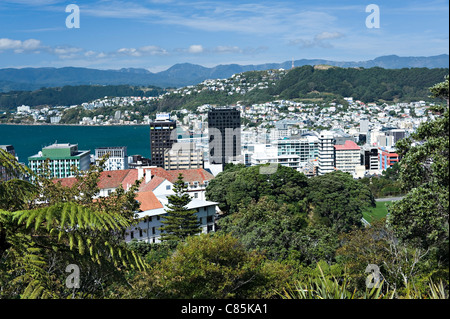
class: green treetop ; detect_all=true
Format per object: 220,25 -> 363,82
159,173 -> 201,243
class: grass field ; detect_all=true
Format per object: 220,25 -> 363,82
362,201 -> 392,223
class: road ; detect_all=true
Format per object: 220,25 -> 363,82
375,196 -> 404,202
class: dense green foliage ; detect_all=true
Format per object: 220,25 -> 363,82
387,75 -> 449,252
359,163 -> 404,198
122,233 -> 291,299
206,164 -> 309,215
0,153 -> 146,298
208,165 -> 374,266
0,85 -> 165,110
269,66 -> 449,103
306,170 -> 375,232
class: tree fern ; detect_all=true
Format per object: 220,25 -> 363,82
1,202 -> 147,299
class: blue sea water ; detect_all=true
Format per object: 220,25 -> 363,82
0,124 -> 151,163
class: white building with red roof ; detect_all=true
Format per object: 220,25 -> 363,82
334,140 -> 363,176
53,166 -> 218,243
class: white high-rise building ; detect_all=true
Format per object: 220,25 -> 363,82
334,140 -> 361,175
318,131 -> 335,175
95,146 -> 128,171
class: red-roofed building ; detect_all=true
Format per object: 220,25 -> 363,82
135,191 -> 164,211
52,166 -> 219,244
334,140 -> 361,175
166,168 -> 215,200
53,166 -> 215,205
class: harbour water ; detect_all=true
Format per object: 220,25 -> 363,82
0,124 -> 151,163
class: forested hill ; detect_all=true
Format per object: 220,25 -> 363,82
267,66 -> 449,102
152,66 -> 449,113
0,66 -> 448,111
0,85 -> 166,110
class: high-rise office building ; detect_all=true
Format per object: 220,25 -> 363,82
28,143 -> 90,178
150,113 -> 177,168
318,131 -> 335,175
207,107 -> 241,166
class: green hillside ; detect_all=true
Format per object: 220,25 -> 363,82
0,85 -> 166,111
0,66 -> 448,113
268,65 -> 449,103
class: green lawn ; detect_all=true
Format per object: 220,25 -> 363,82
362,201 -> 392,223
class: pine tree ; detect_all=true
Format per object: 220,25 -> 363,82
159,174 -> 201,242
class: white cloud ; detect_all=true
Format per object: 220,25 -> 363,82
2,0 -> 64,5
117,45 -> 168,57
187,45 -> 204,54
289,31 -> 345,49
315,32 -> 344,41
0,38 -> 43,52
213,46 -> 242,54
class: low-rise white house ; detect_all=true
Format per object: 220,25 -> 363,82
125,192 -> 218,244
53,166 -> 219,244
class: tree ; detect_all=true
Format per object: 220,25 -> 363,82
206,164 -> 308,215
217,197 -> 307,261
336,220 -> 446,296
0,151 -> 146,299
122,233 -> 292,299
159,173 -> 201,242
307,171 -> 375,233
429,75 -> 449,107
387,76 -> 449,252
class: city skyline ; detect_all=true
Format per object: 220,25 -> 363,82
0,0 -> 448,72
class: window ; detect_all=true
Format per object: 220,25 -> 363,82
194,193 -> 198,198
139,229 -> 143,237
130,231 -> 134,239
166,185 -> 171,190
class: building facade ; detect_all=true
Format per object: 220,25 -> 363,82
208,107 -> 241,166
334,140 -> 361,175
125,196 -> 218,244
150,113 -> 177,168
163,143 -> 203,170
361,145 -> 379,171
95,146 -> 128,171
378,147 -> 399,170
318,131 -> 335,175
28,143 -> 90,178
276,135 -> 319,163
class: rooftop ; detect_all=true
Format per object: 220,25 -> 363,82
43,143 -> 76,149
334,140 -> 360,151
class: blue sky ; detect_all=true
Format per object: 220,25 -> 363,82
0,0 -> 448,72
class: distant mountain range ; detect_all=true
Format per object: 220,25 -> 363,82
0,54 -> 448,92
